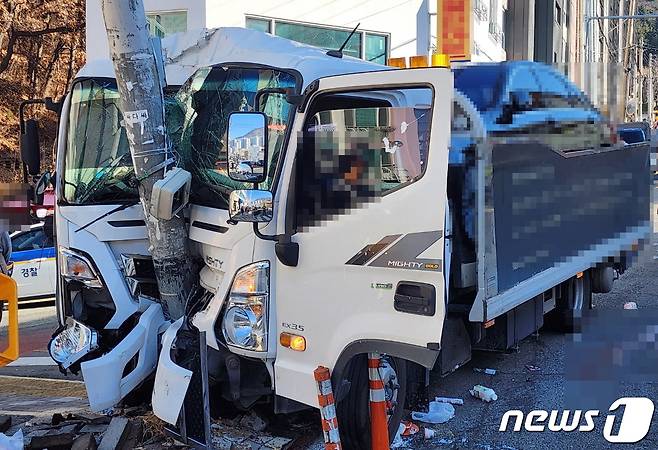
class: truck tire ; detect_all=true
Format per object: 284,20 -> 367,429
335,354 -> 407,450
557,272 -> 592,333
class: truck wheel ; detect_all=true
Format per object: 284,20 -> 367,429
557,272 -> 592,333
336,354 -> 407,450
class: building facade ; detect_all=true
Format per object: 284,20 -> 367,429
86,0 -> 507,64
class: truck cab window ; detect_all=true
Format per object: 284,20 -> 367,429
296,88 -> 432,230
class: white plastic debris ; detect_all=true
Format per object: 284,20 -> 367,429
411,401 -> 455,424
391,422 -> 406,448
474,368 -> 497,375
424,428 -> 437,439
435,396 -> 464,405
470,385 -> 498,402
624,302 -> 638,310
0,429 -> 23,450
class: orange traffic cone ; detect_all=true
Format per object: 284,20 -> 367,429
368,353 -> 390,450
314,366 -> 342,450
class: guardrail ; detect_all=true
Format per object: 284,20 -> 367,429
0,273 -> 19,366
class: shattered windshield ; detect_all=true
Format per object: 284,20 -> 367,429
63,79 -> 138,205
173,66 -> 298,209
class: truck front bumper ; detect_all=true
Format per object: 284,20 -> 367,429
81,303 -> 166,411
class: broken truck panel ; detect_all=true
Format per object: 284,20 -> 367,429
80,303 -> 165,412
152,317 -> 192,425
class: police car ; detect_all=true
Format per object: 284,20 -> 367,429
10,223 -> 56,300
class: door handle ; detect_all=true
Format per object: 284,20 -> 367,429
394,282 -> 436,317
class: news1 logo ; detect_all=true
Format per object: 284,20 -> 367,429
499,397 -> 654,443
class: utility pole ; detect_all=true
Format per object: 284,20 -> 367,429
637,39 -> 644,121
101,0 -> 193,320
649,54 -> 654,121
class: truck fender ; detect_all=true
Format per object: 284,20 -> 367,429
330,340 -> 439,401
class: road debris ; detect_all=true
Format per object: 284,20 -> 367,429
400,420 -> 419,436
390,422 -> 406,448
469,385 -> 498,402
435,397 -> 464,405
424,428 -> 437,439
474,368 -> 497,375
524,365 -> 541,372
0,429 -> 23,450
623,301 -> 638,309
411,401 -> 455,424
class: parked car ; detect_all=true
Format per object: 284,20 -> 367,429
10,223 -> 56,301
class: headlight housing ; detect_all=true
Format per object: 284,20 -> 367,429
48,318 -> 98,369
59,247 -> 103,288
222,261 -> 269,352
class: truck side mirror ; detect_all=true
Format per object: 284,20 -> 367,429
20,119 -> 41,176
34,171 -> 52,205
227,112 -> 268,184
228,189 -> 273,223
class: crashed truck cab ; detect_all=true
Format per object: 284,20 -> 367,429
47,27 -> 456,414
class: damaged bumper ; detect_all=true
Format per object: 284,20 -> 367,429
81,303 -> 166,412
152,318 -> 192,425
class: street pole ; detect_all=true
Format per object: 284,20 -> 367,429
101,0 -> 193,320
637,39 -> 644,121
649,54 -> 654,121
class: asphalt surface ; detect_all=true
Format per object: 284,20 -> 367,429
1,195 -> 657,449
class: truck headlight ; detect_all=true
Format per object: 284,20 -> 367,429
222,261 -> 269,351
48,318 -> 98,369
59,247 -> 103,288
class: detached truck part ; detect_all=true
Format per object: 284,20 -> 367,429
35,28 -> 650,450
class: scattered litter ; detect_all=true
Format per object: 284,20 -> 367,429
469,385 -> 498,402
525,365 -> 541,372
0,429 -> 23,450
435,396 -> 464,405
624,302 -> 638,310
424,428 -> 437,439
411,401 -> 455,424
400,420 -> 419,436
473,368 -> 497,375
238,410 -> 268,432
391,422 -> 406,448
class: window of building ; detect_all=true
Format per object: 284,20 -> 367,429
245,16 -> 390,65
147,11 -> 188,38
245,17 -> 271,33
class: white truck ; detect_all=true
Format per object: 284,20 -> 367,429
22,27 -> 650,449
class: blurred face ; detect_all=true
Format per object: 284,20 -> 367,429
0,183 -> 31,234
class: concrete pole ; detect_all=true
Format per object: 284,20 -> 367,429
101,0 -> 194,320
649,54 -> 654,120
639,38 -> 644,120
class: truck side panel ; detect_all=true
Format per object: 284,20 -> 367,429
492,143 -> 650,292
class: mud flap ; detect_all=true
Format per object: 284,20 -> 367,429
152,318 -> 192,425
81,303 -> 165,412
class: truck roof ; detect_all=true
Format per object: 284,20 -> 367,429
78,27 -> 386,88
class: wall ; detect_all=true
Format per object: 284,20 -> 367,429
505,0 -> 535,60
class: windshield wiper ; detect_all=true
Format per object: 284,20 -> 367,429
76,153 -> 132,204
75,200 -> 140,233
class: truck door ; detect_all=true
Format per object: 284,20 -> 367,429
274,68 -> 453,406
